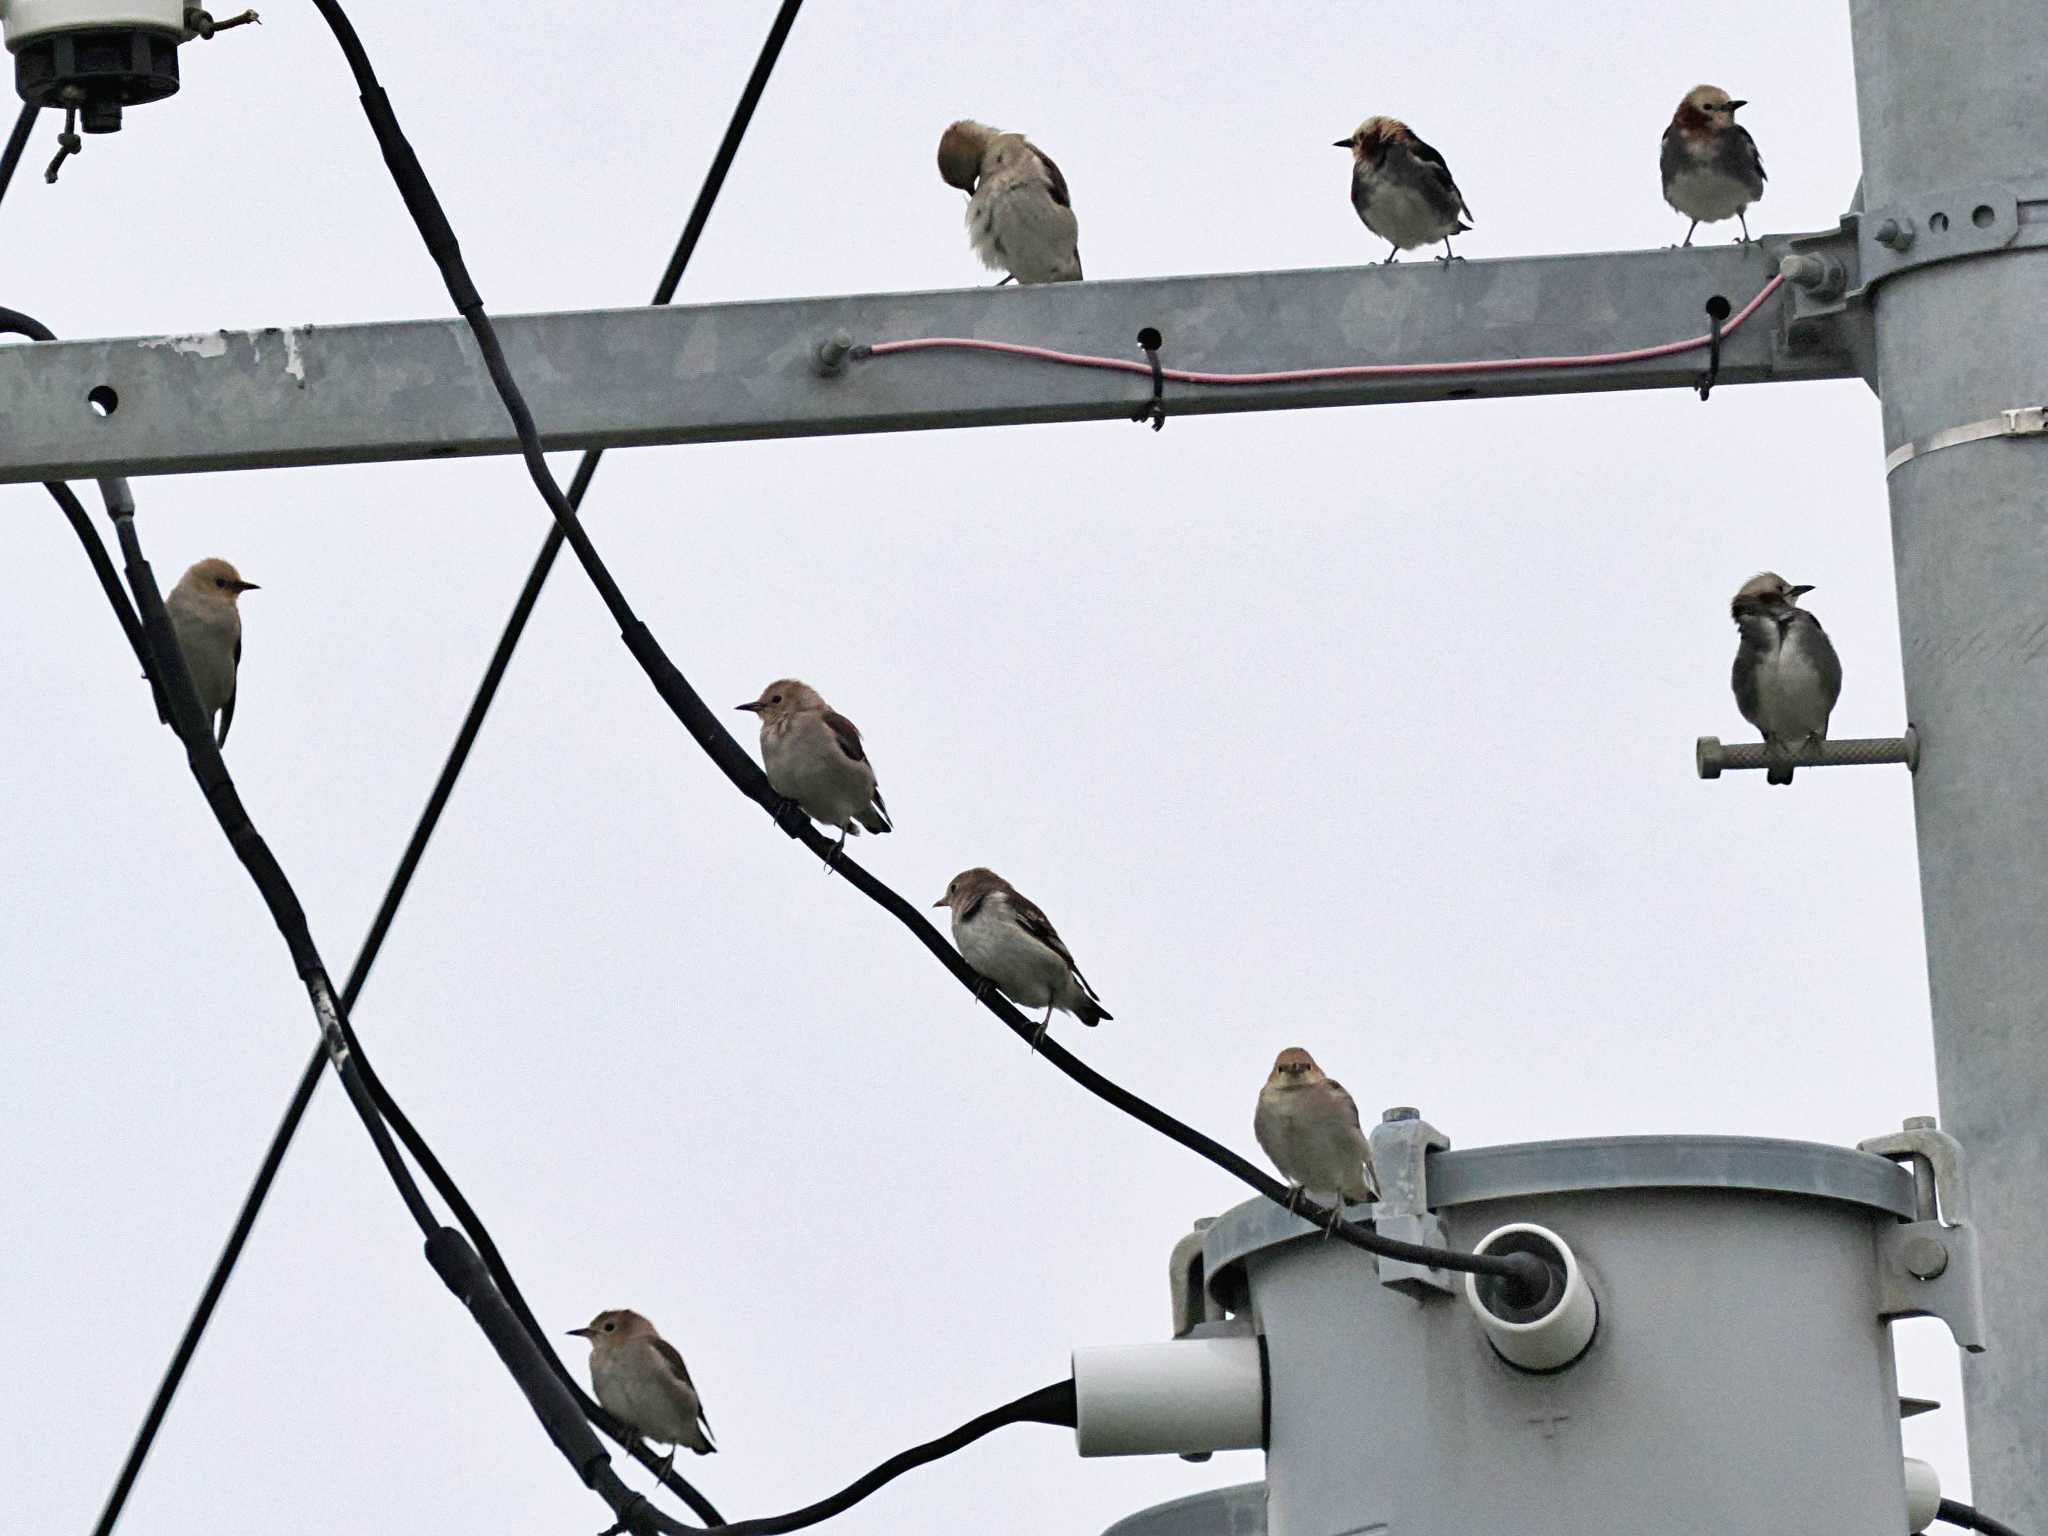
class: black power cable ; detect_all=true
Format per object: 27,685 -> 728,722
92,5 -> 802,1526
691,1381 -> 1077,1536
94,482 -> 671,1536
303,0 -> 1545,1303
1940,1499 -> 2032,1536
0,101 -> 37,210
0,308 -> 154,685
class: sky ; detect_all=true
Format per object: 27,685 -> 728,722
0,2 -> 1978,1532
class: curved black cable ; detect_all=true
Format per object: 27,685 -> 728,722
304,0 -> 1540,1297
693,1380 -> 1076,1536
88,2 -> 803,1526
0,101 -> 37,210
0,307 -> 154,682
91,486 -> 673,1536
1940,1499 -> 2032,1536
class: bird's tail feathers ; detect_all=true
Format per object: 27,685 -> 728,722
859,800 -> 892,835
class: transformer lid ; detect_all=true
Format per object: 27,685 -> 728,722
1204,1135 -> 1918,1311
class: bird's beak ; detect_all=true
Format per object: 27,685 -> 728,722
235,581 -> 260,592
735,702 -> 762,713
931,895 -> 949,908
1726,99 -> 1748,110
1788,583 -> 1815,597
566,1327 -> 593,1338
1332,138 -> 1351,148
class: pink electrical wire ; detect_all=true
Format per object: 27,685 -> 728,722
860,273 -> 1786,387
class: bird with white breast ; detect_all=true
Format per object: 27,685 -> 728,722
165,557 -> 258,748
1255,1047 -> 1379,1234
934,867 -> 1111,1047
568,1308 -> 715,1474
738,679 -> 892,859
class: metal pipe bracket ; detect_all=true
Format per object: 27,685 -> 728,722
1858,1118 -> 1987,1353
1696,727 -> 1920,779
1367,1107 -> 1456,1296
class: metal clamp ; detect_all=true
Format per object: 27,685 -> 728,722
1857,1116 -> 1986,1353
1367,1107 -> 1456,1296
1885,404 -> 2048,476
1697,728 -> 1920,778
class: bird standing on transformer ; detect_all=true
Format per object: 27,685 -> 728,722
1730,572 -> 1841,784
937,119 -> 1083,284
1336,115 -> 1473,263
1254,1048 -> 1379,1234
1661,85 -> 1765,245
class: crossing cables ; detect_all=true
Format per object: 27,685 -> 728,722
303,0 -> 1549,1305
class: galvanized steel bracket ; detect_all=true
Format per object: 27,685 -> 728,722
1858,1118 -> 1987,1353
1368,1108 -> 1456,1296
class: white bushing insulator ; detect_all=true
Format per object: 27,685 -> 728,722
1462,1222 -> 1599,1372
3,1 -> 186,47
1071,1337 -> 1264,1458
1903,1457 -> 1943,1533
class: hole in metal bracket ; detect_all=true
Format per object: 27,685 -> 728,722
87,384 -> 119,417
1972,204 -> 1995,229
1929,211 -> 1951,234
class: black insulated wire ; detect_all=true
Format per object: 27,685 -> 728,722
1940,1500 -> 2032,1536
303,0 -> 1541,1300
0,101 -> 36,210
697,1381 -> 1078,1536
0,308 -> 155,686
97,4 -> 804,1527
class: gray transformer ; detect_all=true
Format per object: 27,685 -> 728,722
1099,1124 -> 1981,1536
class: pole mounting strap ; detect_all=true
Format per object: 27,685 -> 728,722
1884,404 -> 2048,476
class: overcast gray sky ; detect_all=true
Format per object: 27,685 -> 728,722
3,2 -> 1973,1532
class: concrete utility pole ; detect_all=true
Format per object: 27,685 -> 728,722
1849,2 -> 2048,1523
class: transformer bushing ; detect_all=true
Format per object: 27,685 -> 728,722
1089,1117 -> 1981,1536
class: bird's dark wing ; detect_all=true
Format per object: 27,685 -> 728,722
1403,132 -> 1472,219
217,637 -> 240,747
1731,123 -> 1766,184
1798,613 -> 1843,715
1731,640 -> 1764,730
1009,890 -> 1081,973
652,1336 -> 697,1391
1658,125 -> 1687,187
1323,1079 -> 1367,1133
1033,147 -> 1073,209
822,709 -> 868,764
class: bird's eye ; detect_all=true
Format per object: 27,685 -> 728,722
770,693 -> 783,704
214,578 -> 227,589
603,1321 -> 616,1333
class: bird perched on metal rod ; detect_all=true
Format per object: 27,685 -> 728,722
568,1309 -> 715,1474
165,557 -> 257,747
1661,86 -> 1765,245
1336,115 -> 1473,263
1254,1048 -> 1379,1235
935,867 -> 1111,1046
1730,572 -> 1841,784
936,119 -> 1083,284
738,679 -> 892,860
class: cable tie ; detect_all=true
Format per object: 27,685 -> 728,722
1132,326 -> 1166,431
1696,293 -> 1731,401
44,105 -> 80,185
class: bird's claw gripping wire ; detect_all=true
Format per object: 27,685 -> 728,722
970,976 -> 996,1008
1029,1013 -> 1051,1054
766,794 -> 807,838
822,826 -> 850,874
